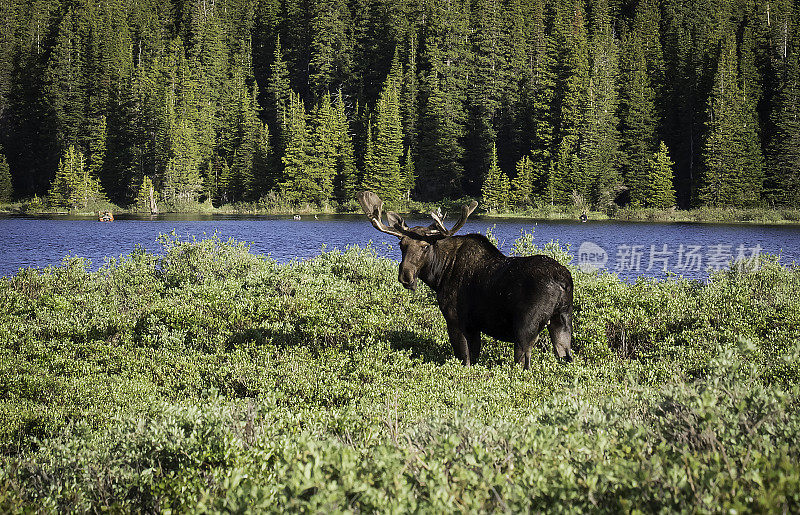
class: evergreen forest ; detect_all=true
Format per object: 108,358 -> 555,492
1,0 -> 799,211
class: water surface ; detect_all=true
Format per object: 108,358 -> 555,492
2,214 -> 798,281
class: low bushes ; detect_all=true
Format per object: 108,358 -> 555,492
1,234 -> 798,511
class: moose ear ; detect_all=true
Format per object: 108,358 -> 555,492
386,211 -> 407,231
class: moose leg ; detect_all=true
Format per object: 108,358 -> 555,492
524,335 -> 538,370
466,330 -> 482,364
548,311 -> 573,362
447,322 -> 472,366
514,335 -> 538,371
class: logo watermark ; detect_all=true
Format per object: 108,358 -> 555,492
577,241 -> 608,272
577,242 -> 762,274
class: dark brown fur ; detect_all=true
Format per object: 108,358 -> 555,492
357,191 -> 573,368
399,233 -> 573,368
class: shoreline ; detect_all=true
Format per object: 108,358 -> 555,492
2,202 -> 799,226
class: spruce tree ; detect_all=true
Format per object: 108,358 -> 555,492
309,0 -> 353,99
86,115 -> 106,186
309,92 -> 337,202
363,66 -> 403,201
416,0 -> 469,200
361,117 -> 377,193
645,141 -> 676,209
551,0 -> 590,204
332,89 -> 359,203
481,144 -> 510,211
45,9 -> 87,152
400,146 -> 416,201
418,70 -> 465,200
226,73 -> 262,201
280,91 -> 324,203
510,155 -> 535,207
464,0 -> 507,194
267,37 -> 291,149
48,145 -> 105,209
700,35 -> 764,207
766,32 -> 800,204
102,27 -> 140,203
135,175 -> 159,213
524,0 -> 558,203
252,122 -> 274,197
401,34 -> 420,167
164,119 -> 203,204
582,0 -> 621,209
619,34 -> 659,207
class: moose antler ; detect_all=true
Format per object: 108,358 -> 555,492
429,208 -> 448,233
429,201 -> 478,236
359,191 -> 478,239
357,191 -> 408,238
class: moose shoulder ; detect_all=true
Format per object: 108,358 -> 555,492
357,191 -> 573,369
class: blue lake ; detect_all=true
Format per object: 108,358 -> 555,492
1,214 -> 799,281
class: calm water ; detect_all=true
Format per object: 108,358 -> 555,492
1,213 -> 799,281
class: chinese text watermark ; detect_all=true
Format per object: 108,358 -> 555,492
578,242 -> 762,274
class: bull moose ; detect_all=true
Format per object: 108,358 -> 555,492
357,190 -> 573,369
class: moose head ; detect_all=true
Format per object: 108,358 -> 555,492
357,190 -> 477,290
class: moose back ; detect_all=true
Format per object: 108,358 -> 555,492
357,191 -> 573,369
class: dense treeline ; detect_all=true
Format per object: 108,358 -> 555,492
0,0 -> 799,210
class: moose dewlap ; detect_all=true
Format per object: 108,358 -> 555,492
357,191 -> 573,369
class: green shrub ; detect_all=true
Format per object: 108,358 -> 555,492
0,234 -> 798,511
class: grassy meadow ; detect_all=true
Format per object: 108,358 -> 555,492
1,233 -> 799,512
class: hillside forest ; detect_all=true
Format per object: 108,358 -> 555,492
0,0 -> 799,211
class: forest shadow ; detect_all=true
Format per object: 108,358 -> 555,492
385,330 -> 451,365
224,327 -> 451,366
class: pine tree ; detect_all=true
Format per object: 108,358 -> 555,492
309,0 -> 353,99
551,0 -> 590,204
619,33 -> 659,207
0,150 -> 12,202
644,141 -> 676,208
332,90 -> 359,202
700,35 -> 764,207
362,65 -> 403,201
48,145 -> 105,209
766,30 -> 800,204
481,144 -> 510,211
510,155 -> 535,206
582,0 -> 621,209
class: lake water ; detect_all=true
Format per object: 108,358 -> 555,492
1,214 -> 799,281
